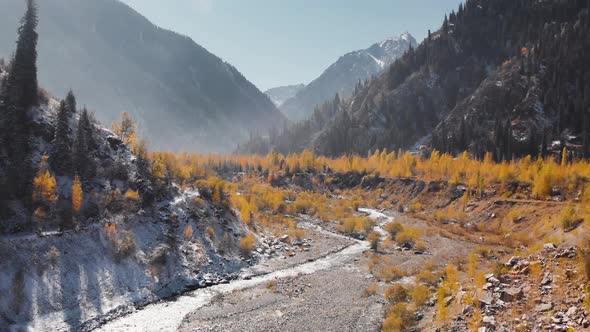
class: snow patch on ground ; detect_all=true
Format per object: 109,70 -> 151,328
367,53 -> 385,69
95,242 -> 369,332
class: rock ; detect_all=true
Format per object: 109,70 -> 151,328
482,315 -> 497,327
463,305 -> 474,315
280,235 -> 289,242
488,276 -> 500,285
541,274 -> 553,286
505,256 -> 521,267
555,247 -> 577,259
518,266 -> 530,275
414,311 -> 424,321
485,273 -> 495,280
535,303 -> 553,312
501,287 -> 524,302
444,295 -> 455,306
544,243 -> 558,251
479,294 -> 493,308
566,306 -> 577,317
478,328 -> 487,332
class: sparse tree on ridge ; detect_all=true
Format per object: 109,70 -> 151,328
112,112 -> 137,147
65,90 -> 76,114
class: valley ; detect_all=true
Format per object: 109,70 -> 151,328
81,164 -> 590,331
1,0 -> 590,331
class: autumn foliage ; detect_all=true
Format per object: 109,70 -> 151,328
239,234 -> 256,256
184,225 -> 193,238
33,157 -> 57,205
72,175 -> 83,213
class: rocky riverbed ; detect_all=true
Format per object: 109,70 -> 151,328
93,209 -> 397,332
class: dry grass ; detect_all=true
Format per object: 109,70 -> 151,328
239,234 -> 256,256
385,284 -> 409,304
362,283 -> 380,298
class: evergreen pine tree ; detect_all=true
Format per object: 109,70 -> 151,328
8,0 -> 39,110
73,109 -> 96,180
65,90 -> 76,114
2,0 -> 39,202
50,100 -> 72,175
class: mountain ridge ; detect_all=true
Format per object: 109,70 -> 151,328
0,0 -> 285,153
264,84 -> 305,107
239,0 -> 590,161
279,32 -> 416,121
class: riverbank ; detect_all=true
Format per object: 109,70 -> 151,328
94,222 -> 370,331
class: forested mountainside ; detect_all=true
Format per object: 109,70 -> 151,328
240,0 -> 590,160
0,3 -> 253,329
0,0 -> 284,153
279,33 -> 416,121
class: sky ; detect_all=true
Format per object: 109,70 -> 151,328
120,0 -> 464,91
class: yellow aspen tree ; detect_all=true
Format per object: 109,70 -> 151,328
461,190 -> 470,212
436,286 -> 449,322
240,201 -> 252,224
445,264 -> 460,293
213,181 -> 223,205
72,176 -> 83,214
33,157 -> 58,207
561,147 -> 568,167
184,225 -> 193,238
124,189 -> 140,201
112,112 -> 137,146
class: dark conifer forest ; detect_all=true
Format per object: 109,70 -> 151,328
239,0 -> 590,161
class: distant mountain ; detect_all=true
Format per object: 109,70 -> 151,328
0,0 -> 284,152
264,84 -> 305,107
239,1 -> 590,161
279,33 -> 416,121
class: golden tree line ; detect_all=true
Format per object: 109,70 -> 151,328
148,147 -> 589,200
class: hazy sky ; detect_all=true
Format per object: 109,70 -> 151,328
120,0 -> 463,91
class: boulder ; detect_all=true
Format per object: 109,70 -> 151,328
541,274 -> 553,286
535,303 -> 553,312
565,306 -> 577,317
544,243 -> 558,251
505,256 -> 521,267
501,287 -> 524,302
488,276 -> 500,285
478,294 -> 493,309
482,315 -> 497,327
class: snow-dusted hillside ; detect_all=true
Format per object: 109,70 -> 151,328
0,96 -> 253,331
0,0 -> 285,153
280,32 -> 417,121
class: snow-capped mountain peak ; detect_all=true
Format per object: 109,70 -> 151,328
279,32 -> 416,121
368,32 -> 417,67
